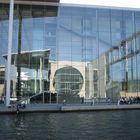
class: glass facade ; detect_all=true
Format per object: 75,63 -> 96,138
0,2 -> 140,103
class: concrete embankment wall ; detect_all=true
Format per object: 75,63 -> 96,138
61,104 -> 140,112
0,104 -> 140,114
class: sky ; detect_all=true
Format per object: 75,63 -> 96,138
60,0 -> 140,9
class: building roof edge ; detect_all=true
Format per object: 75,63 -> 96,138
60,3 -> 140,11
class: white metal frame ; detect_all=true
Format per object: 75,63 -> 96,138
6,0 -> 14,106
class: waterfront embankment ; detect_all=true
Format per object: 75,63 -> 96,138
0,103 -> 140,114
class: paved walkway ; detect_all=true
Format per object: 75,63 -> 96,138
0,103 -> 140,114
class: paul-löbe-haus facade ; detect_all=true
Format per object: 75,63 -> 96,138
0,0 -> 140,106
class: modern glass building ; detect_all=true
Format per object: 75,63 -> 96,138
0,0 -> 140,106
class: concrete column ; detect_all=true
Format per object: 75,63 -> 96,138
6,0 -> 14,106
34,69 -> 37,93
88,63 -> 94,98
56,92 -> 58,104
40,57 -> 42,93
49,92 -> 51,104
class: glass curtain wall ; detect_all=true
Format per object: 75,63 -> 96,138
58,6 -> 140,102
0,3 -> 140,104
0,3 -> 58,103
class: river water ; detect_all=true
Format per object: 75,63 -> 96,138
0,110 -> 140,140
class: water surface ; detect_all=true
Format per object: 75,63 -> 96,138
0,110 -> 140,140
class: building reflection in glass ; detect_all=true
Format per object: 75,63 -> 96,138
0,2 -> 140,103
